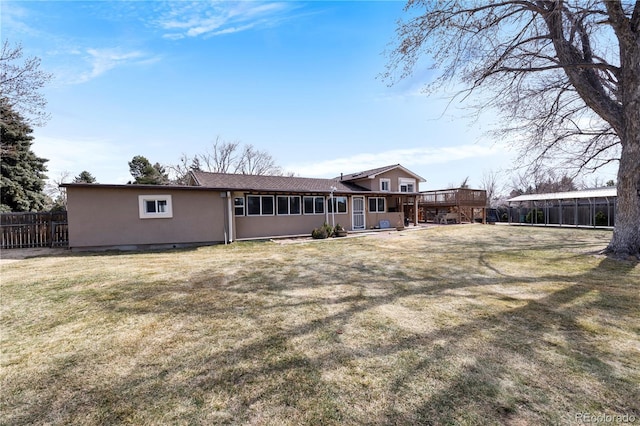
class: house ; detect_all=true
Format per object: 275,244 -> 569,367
62,164 -> 425,250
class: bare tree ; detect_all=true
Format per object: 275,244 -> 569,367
509,169 -> 578,197
166,153 -> 201,185
385,0 -> 640,258
44,171 -> 70,211
237,144 -> 283,175
169,137 -> 284,183
0,41 -> 53,126
200,137 -> 241,174
480,170 -> 502,208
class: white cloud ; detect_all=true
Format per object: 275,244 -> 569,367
0,2 -> 41,38
77,48 -> 160,84
155,1 -> 293,39
50,47 -> 161,86
287,144 -> 507,178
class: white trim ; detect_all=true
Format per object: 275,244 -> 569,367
368,196 -> 386,213
399,178 -> 416,193
380,178 -> 391,192
246,195 -> 275,216
328,195 -> 348,214
138,195 -> 173,219
303,196 -> 325,215
234,197 -> 245,216
352,196 -> 366,230
276,195 -> 302,215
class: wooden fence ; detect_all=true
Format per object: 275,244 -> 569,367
0,212 -> 68,249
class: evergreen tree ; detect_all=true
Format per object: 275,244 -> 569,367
73,170 -> 97,183
128,155 -> 168,185
0,98 -> 48,212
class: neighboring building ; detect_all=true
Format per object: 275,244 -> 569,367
62,164 -> 425,251
507,187 -> 617,227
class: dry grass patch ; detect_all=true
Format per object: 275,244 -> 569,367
1,226 -> 638,425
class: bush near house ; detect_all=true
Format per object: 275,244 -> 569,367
311,222 -> 334,239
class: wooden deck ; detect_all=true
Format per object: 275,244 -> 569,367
418,189 -> 488,223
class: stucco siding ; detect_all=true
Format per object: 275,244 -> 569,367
365,211 -> 406,229
66,187 -> 225,249
235,213 -> 351,239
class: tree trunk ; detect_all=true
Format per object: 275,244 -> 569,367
606,26 -> 640,258
603,5 -> 640,259
608,138 -> 640,258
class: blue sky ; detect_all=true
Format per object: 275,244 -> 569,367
3,0 -> 606,191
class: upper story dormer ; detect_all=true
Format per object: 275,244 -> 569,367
338,164 -> 425,193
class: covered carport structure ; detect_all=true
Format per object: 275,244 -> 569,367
507,187 -> 617,228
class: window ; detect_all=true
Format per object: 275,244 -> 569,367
380,179 -> 391,192
369,197 -> 386,213
247,195 -> 274,216
138,195 -> 173,219
328,196 -> 348,214
277,196 -> 301,215
234,197 -> 245,216
303,196 -> 325,214
399,178 -> 416,193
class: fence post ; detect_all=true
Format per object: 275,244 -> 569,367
49,213 -> 54,247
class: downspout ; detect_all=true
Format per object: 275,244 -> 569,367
325,194 -> 329,225
226,191 -> 233,244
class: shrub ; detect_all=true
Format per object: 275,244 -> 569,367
312,222 -> 334,239
595,211 -> 608,226
311,227 -> 328,239
525,209 -> 544,224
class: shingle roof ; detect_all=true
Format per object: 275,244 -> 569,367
338,164 -> 426,182
191,171 -> 368,193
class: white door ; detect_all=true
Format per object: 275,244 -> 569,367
352,196 -> 365,230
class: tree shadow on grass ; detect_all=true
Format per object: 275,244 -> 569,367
4,239 -> 639,425
385,256 -> 639,424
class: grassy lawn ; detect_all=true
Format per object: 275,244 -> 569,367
1,225 -> 638,425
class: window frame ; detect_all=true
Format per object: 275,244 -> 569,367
368,197 -> 386,213
399,178 -> 416,193
277,195 -> 302,215
380,178 -> 391,192
328,196 -> 348,214
138,195 -> 173,219
234,197 -> 245,216
246,195 -> 275,216
303,196 -> 325,215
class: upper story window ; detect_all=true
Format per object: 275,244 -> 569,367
303,196 -> 325,215
247,195 -> 274,216
399,178 -> 416,193
380,179 -> 391,192
277,196 -> 301,215
369,197 -> 386,213
328,196 -> 348,214
138,195 -> 173,219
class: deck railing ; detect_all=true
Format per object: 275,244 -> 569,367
418,189 -> 487,207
